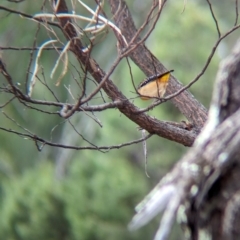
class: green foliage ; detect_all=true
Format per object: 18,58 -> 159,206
0,163 -> 69,240
0,159 -> 156,240
63,157 -> 156,240
0,1 -> 239,239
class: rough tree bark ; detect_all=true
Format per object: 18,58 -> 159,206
2,1 -> 239,238
108,0 -> 207,129
129,39 -> 240,240
53,0 -> 207,147
52,1 -> 240,239
188,38 -> 240,240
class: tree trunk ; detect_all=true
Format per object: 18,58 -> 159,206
129,39 -> 240,240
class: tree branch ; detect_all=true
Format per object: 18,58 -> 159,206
128,38 -> 240,240
108,0 -> 208,128
51,0 -> 197,146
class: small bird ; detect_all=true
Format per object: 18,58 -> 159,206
137,70 -> 174,100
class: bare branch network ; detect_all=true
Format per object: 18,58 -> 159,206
1,0 -> 240,239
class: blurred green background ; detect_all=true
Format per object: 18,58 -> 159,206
0,0 -> 239,239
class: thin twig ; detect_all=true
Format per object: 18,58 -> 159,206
68,119 -> 103,149
206,0 -> 221,37
0,6 -> 60,27
25,23 -> 41,93
7,0 -> 25,2
126,57 -> 138,94
235,0 -> 239,26
0,96 -> 15,108
0,46 -> 63,51
143,24 -> 240,107
0,125 -> 153,151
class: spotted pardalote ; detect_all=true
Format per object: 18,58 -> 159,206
137,70 -> 173,100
